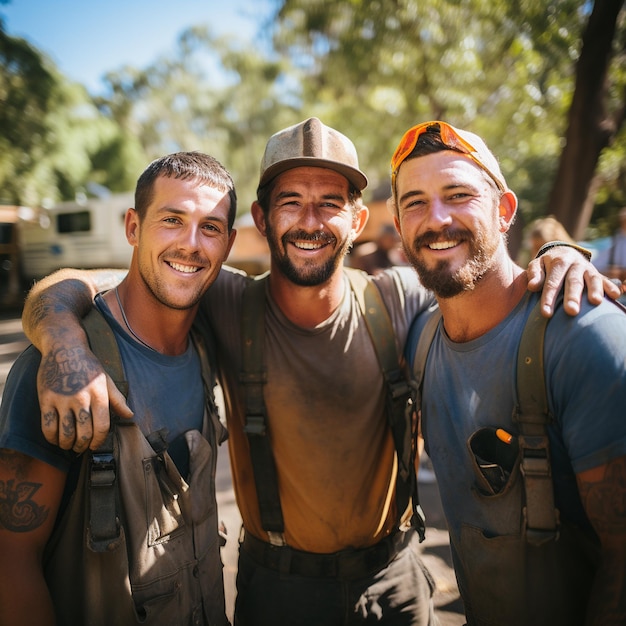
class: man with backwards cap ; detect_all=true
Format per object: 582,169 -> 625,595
392,121 -> 626,625
20,118 -> 615,625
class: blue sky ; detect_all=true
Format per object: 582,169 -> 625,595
2,0 -> 269,93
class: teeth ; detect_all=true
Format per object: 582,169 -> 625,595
170,262 -> 199,273
295,242 -> 324,250
429,241 -> 458,250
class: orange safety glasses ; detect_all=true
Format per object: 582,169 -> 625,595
390,121 -> 505,192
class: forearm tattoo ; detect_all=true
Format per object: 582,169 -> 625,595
25,279 -> 95,335
0,451 -> 49,532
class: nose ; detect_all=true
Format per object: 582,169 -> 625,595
177,224 -> 202,251
425,197 -> 453,229
300,203 -> 325,230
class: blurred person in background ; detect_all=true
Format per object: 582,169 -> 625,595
527,215 -> 576,258
593,206 -> 626,298
351,222 -> 407,274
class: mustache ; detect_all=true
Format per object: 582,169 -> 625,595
283,230 -> 336,245
165,252 -> 208,265
412,228 -> 471,248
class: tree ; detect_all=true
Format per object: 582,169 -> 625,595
270,0 -> 625,241
549,0 -> 626,240
96,25 -> 302,210
0,25 -> 56,204
0,20 -> 145,206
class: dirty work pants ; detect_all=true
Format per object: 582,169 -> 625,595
234,529 -> 437,626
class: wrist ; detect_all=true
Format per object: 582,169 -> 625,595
535,240 -> 592,262
39,314 -> 89,355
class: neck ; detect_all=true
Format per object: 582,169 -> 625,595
267,263 -> 347,328
437,257 -> 528,343
105,281 -> 194,356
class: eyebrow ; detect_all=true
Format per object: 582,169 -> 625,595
275,190 -> 347,203
398,181 -> 480,205
156,206 -> 228,225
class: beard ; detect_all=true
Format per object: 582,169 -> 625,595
403,227 -> 499,299
266,224 -> 354,287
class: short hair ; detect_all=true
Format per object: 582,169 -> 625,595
134,152 -> 237,229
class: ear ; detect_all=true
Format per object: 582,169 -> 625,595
393,214 -> 401,235
223,229 -> 237,262
125,208 -> 139,245
498,191 -> 518,232
251,201 -> 267,238
352,201 -> 369,239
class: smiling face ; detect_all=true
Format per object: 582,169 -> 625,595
127,174 -> 235,310
394,151 -> 516,298
252,167 -> 367,287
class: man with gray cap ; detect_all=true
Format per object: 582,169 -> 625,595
21,118 -> 614,626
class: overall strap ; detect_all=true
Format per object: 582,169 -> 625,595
409,308 -> 441,414
191,326 -> 227,446
82,307 -> 128,552
240,273 -> 285,545
412,300 -> 560,546
346,268 -> 425,539
515,297 -> 560,546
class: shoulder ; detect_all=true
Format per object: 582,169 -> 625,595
549,297 -> 626,342
370,266 -> 435,314
545,300 -> 626,471
197,265 -> 252,318
0,346 -> 74,472
1,344 -> 41,398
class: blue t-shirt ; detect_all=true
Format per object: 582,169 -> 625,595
408,292 -> 626,540
0,295 -> 204,478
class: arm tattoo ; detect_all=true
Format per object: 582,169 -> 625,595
25,279 -> 95,331
0,479 -> 49,532
0,451 -> 49,533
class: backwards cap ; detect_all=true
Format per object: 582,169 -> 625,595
258,117 -> 368,191
391,121 -> 507,192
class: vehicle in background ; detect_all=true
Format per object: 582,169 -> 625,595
18,192 -> 133,282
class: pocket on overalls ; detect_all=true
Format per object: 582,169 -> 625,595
468,427 -> 520,496
143,453 -> 187,545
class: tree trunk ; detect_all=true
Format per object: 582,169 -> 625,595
549,0 -> 625,241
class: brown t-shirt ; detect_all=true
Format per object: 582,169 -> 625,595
196,265 -> 433,553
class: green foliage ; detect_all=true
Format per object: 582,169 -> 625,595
0,24 -> 146,206
1,0 -> 624,237
272,0 -> 600,226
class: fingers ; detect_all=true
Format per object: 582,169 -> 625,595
87,374 -> 133,452
596,276 -> 623,302
536,257 -> 569,317
107,375 -> 134,421
41,405 -> 60,448
525,257 -> 546,293
528,248 -> 617,317
37,346 -> 112,452
39,387 -> 97,452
